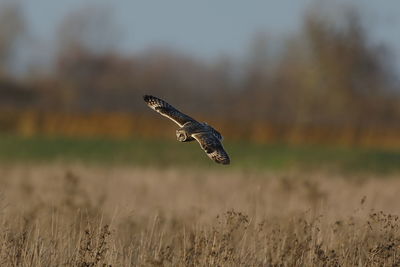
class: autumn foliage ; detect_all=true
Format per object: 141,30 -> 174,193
1,3 -> 399,147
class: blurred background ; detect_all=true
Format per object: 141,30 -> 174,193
2,1 -> 400,265
1,0 -> 400,171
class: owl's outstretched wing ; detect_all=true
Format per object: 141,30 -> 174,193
192,132 -> 230,165
143,95 -> 196,127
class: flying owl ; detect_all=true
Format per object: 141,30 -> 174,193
143,95 -> 230,165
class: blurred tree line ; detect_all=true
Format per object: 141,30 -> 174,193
1,3 -> 399,146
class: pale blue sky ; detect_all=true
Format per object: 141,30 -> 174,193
7,0 -> 400,70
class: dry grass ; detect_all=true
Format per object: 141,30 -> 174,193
0,164 -> 400,266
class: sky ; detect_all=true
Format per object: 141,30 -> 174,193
5,0 -> 400,71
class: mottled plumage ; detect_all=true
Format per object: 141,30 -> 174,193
143,95 -> 230,165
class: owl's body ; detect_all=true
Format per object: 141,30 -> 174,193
176,122 -> 221,142
143,95 -> 230,165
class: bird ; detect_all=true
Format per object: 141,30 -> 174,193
143,95 -> 230,165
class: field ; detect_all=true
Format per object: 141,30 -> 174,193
1,135 -> 400,173
1,136 -> 400,266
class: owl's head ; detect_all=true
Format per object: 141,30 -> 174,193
176,130 -> 188,142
